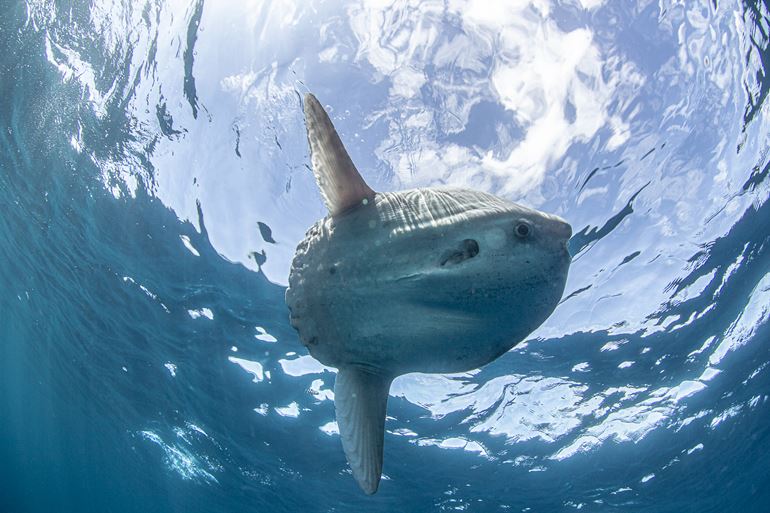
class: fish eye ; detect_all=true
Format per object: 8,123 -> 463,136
514,221 -> 532,239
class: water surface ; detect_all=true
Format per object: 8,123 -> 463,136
1,1 -> 769,512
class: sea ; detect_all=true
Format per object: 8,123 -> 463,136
1,1 -> 769,512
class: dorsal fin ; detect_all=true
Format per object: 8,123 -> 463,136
303,93 -> 375,216
334,366 -> 392,494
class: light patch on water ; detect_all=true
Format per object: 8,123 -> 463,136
391,372 -> 478,417
687,443 -> 704,454
220,70 -> 257,97
394,372 -> 614,450
139,430 -> 218,484
554,373 -> 719,461
510,455 -> 536,468
714,248 -> 748,298
188,308 -> 213,320
671,269 -> 717,303
468,376 -> 602,444
709,272 -> 770,365
179,235 -> 200,256
278,355 -> 334,377
659,381 -> 707,404
308,379 -> 334,401
254,403 -> 269,416
618,361 -> 635,369
600,340 -> 625,352
553,404 -> 669,460
186,423 -> 208,438
674,409 -> 711,432
603,386 -> 648,403
698,367 -> 721,382
138,284 -> 156,300
164,363 -> 177,377
44,34 -> 108,118
415,437 -> 491,459
448,439 -> 489,459
745,362 -> 769,383
572,362 -> 590,372
228,357 -> 264,383
275,402 -> 300,418
709,405 -> 743,429
640,473 -> 655,483
389,428 -> 418,437
688,336 -> 716,359
319,421 -> 339,436
122,276 -> 169,312
254,326 -> 277,342
70,132 -> 82,153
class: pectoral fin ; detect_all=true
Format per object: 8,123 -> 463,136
303,93 -> 375,216
334,366 -> 393,494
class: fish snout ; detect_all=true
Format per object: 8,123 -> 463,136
545,216 -> 573,261
545,215 -> 572,241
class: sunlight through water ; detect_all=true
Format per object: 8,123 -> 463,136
1,0 -> 770,512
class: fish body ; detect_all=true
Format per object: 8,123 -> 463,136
285,94 -> 571,494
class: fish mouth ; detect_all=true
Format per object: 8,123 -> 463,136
539,211 -> 572,241
552,218 -> 572,241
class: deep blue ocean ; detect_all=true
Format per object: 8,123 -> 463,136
2,1 -> 770,512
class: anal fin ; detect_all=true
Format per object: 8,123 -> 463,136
334,366 -> 393,494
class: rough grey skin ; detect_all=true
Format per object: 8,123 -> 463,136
286,188 -> 571,374
285,93 -> 571,495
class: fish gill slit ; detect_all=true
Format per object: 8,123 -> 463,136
439,239 -> 480,266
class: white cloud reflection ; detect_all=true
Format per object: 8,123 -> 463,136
348,0 -> 639,198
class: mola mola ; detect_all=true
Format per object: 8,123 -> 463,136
286,93 -> 572,494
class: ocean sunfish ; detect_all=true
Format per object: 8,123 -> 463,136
286,93 -> 572,494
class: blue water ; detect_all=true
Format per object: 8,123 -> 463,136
1,1 -> 770,512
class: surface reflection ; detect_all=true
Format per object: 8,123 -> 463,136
2,0 -> 769,511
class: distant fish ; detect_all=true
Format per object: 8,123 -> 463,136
286,93 -> 572,494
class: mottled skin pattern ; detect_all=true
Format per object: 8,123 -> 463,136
288,93 -> 573,495
286,187 -> 572,377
